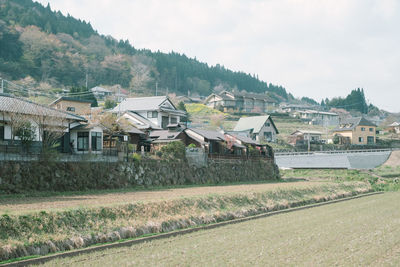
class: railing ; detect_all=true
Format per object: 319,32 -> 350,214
207,153 -> 273,161
275,148 -> 394,156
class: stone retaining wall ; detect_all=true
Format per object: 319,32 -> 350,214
0,159 -> 280,193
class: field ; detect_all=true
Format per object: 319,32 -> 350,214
0,181 -> 331,215
42,192 -> 400,266
0,180 -> 372,261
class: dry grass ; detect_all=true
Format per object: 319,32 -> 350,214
0,181 -> 327,215
0,181 -> 371,255
42,192 -> 400,267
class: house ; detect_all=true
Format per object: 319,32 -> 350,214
388,122 -> 400,134
296,110 -> 339,126
280,103 -> 315,113
69,123 -> 104,154
112,96 -> 187,129
204,91 -> 277,113
288,130 -> 323,146
332,117 -> 377,145
0,94 -> 86,152
50,96 -> 92,115
90,86 -> 112,99
149,124 -> 200,150
184,128 -> 226,154
233,115 -> 279,143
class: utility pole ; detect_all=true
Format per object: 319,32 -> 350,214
1,78 -> 3,94
155,82 -> 158,96
85,71 -> 88,90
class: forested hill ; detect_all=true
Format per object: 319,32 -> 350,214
0,0 -> 290,101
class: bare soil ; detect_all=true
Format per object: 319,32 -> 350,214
0,181 -> 325,215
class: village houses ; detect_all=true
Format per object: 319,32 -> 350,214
50,96 -> 92,116
233,115 -> 279,143
332,117 -> 377,145
204,91 -> 277,113
0,94 -> 88,153
112,96 -> 187,130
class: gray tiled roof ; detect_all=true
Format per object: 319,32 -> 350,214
187,128 -> 225,141
112,96 -> 185,116
150,129 -> 183,140
225,132 -> 259,145
0,94 -> 86,121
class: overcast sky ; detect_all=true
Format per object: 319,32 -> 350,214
36,0 -> 400,112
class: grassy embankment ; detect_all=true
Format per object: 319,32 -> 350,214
0,181 -> 371,261
43,192 -> 400,266
281,167 -> 400,191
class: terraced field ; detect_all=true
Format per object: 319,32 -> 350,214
42,192 -> 400,266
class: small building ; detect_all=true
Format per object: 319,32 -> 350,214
0,94 -> 86,152
69,124 -> 104,154
112,96 -> 187,129
288,130 -> 323,146
280,104 -> 315,113
233,115 -> 279,143
387,122 -> 400,134
332,117 -> 377,145
150,124 -> 200,149
50,97 -> 92,115
184,128 -> 226,154
90,86 -> 112,99
296,110 -> 339,126
204,91 -> 277,113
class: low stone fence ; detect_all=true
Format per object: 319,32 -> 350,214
0,158 -> 280,193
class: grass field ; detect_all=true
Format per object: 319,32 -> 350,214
42,192 -> 400,266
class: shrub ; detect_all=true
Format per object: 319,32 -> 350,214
132,153 -> 141,162
161,141 -> 186,160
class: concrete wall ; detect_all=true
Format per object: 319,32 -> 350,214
275,150 -> 391,169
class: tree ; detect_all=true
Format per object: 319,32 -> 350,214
14,120 -> 36,151
160,141 -> 186,160
104,99 -> 117,109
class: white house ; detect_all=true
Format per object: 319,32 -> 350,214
69,124 -> 104,154
233,115 -> 279,143
296,110 -> 339,126
90,86 -> 112,99
112,96 -> 187,130
0,94 -> 86,152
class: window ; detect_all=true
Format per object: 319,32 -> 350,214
359,137 -> 363,143
264,121 -> 271,127
361,127 -> 365,131
170,117 -> 177,124
77,132 -> 89,151
147,111 -> 158,118
67,107 -> 76,112
91,132 -> 102,151
264,132 -> 272,141
369,128 -> 373,132
0,125 -> 4,141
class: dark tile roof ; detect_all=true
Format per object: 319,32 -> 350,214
187,128 -> 225,141
333,117 -> 377,132
51,96 -> 93,105
0,94 -> 86,121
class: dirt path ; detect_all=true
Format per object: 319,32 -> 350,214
0,181 -> 325,215
383,150 -> 400,167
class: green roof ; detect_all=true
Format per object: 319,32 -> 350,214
233,115 -> 278,134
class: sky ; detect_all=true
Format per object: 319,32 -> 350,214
36,0 -> 400,112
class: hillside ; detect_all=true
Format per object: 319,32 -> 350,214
0,0 -> 289,101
